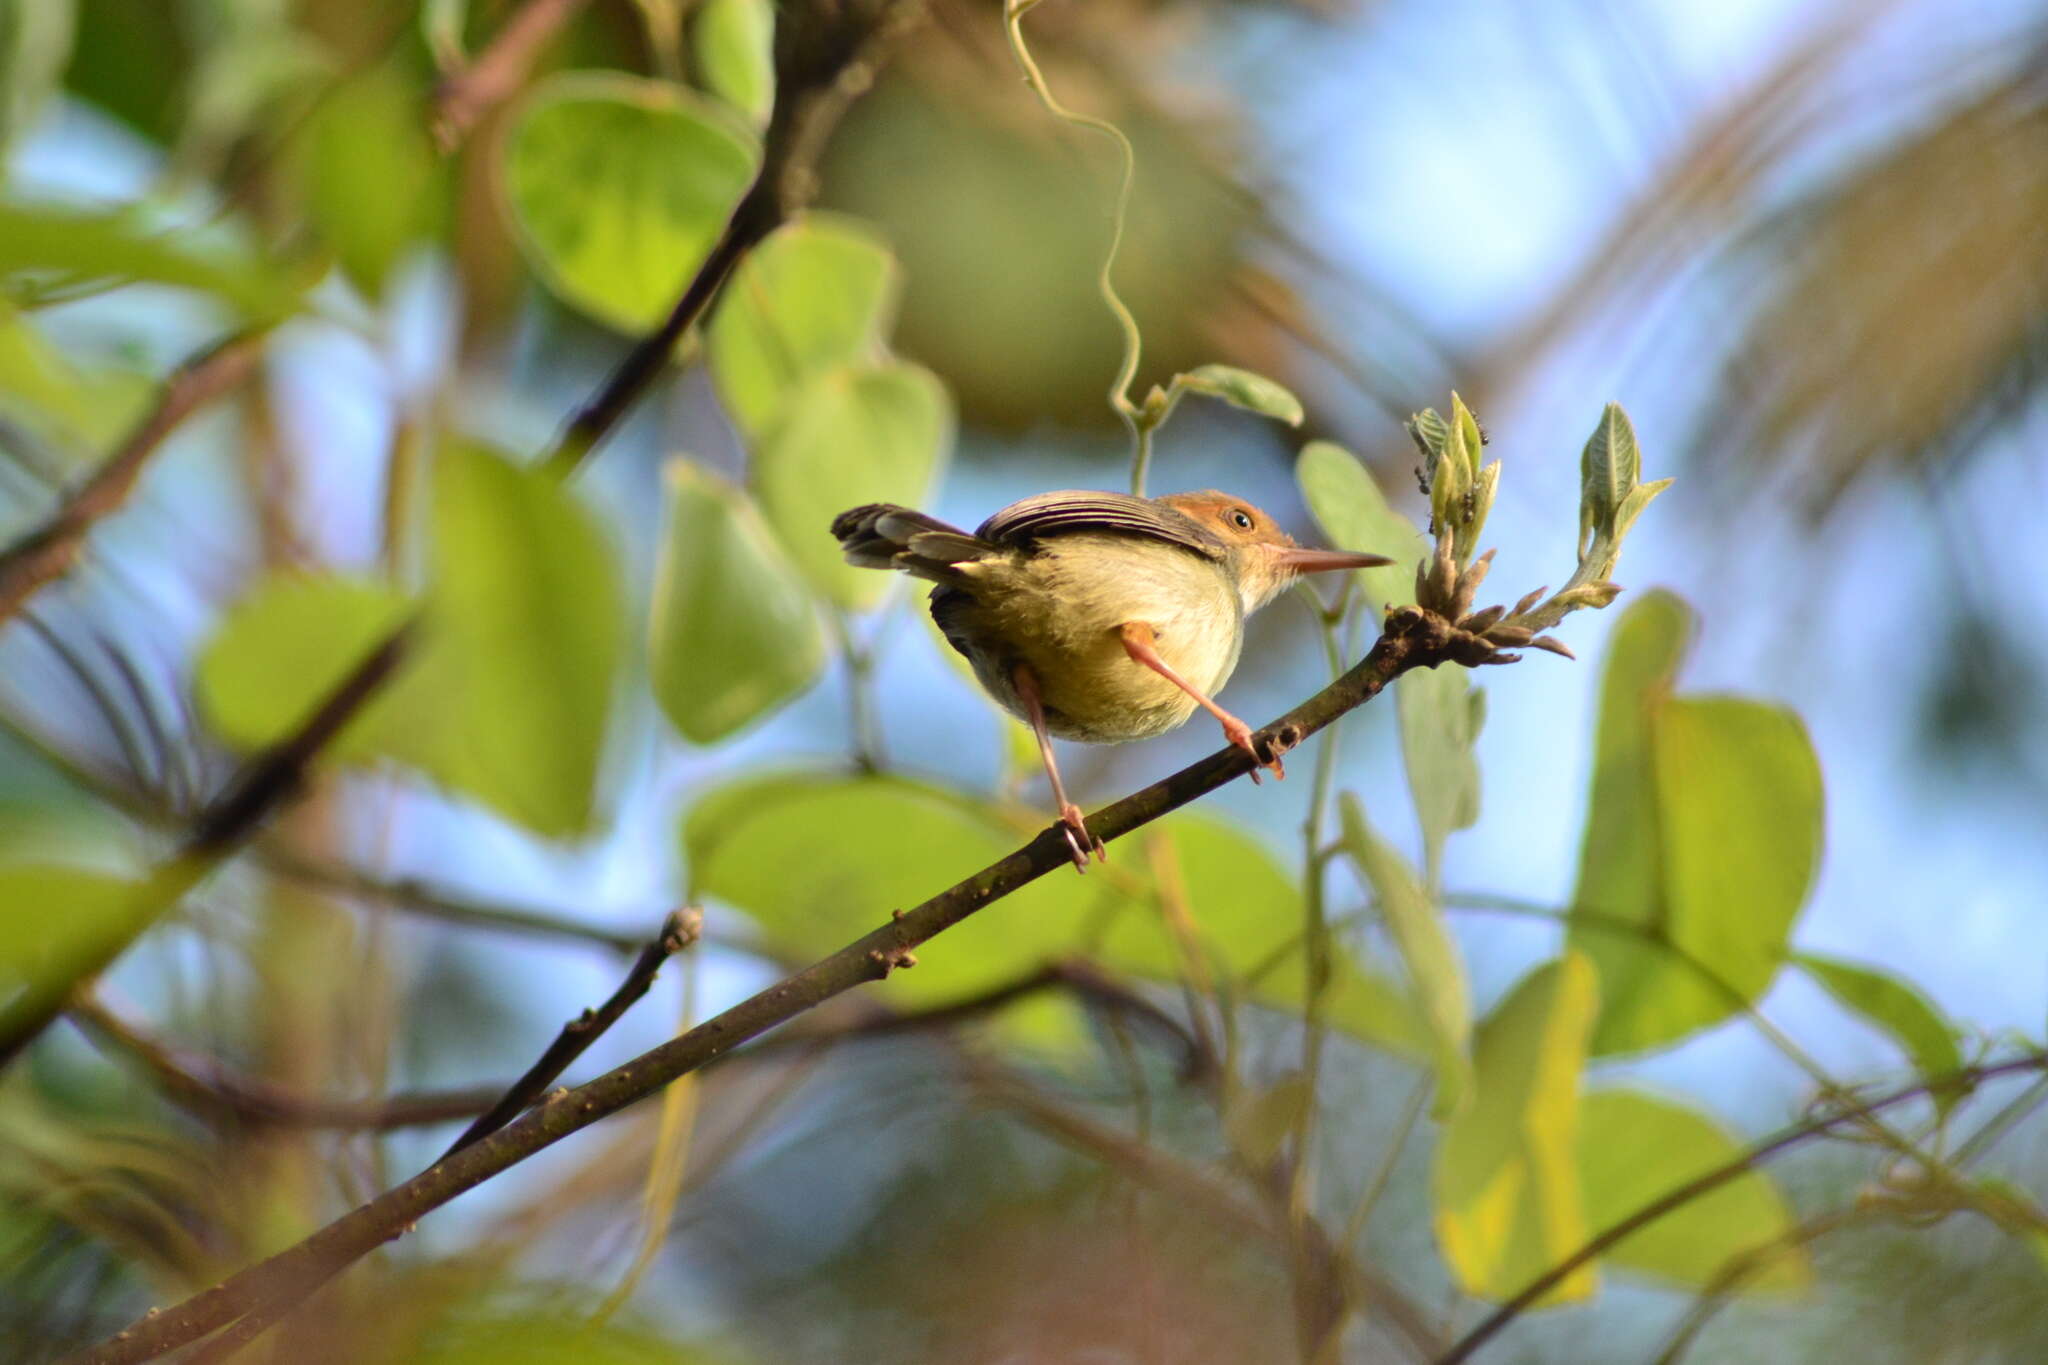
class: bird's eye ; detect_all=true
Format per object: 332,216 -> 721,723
1230,509 -> 1254,530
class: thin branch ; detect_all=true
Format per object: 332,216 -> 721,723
69,997 -> 497,1131
180,621 -> 415,860
1432,1052 -> 2048,1365
432,0 -> 591,151
70,605 -> 1485,1365
542,0 -> 929,478
261,851 -> 649,955
0,331 -> 265,627
441,908 -> 702,1159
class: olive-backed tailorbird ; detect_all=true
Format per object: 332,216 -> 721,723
832,490 -> 1393,871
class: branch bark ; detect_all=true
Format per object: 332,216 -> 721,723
0,331 -> 265,628
440,907 -> 701,1158
432,0 -> 590,151
69,605 -> 1477,1365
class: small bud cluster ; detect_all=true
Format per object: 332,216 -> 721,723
1406,397 -> 1669,662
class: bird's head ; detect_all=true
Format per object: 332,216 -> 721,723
1158,490 -> 1395,614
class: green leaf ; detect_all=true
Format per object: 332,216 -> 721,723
196,573 -> 418,759
752,362 -> 952,608
415,441 -> 626,837
1093,819 -> 1430,1061
1434,952 -> 1599,1304
502,72 -> 758,334
684,777 -> 1424,1059
1577,1088 -> 1809,1291
0,864 -> 150,1055
684,773 -> 1092,1049
1174,364 -> 1303,427
649,461 -> 825,744
706,215 -> 899,440
1397,663 -> 1481,884
1340,795 -> 1470,1114
1226,1074 -> 1313,1167
290,62 -> 444,299
693,0 -> 774,125
1568,592 -> 1824,1054
0,301 -> 147,451
1795,953 -> 1967,1112
1580,401 -> 1639,549
1294,439 -> 1426,619
0,202 -> 300,318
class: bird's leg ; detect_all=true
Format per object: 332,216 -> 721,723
1012,662 -> 1105,872
1118,621 -> 1284,781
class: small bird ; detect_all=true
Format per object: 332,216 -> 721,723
832,490 -> 1392,871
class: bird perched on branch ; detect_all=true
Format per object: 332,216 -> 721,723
832,490 -> 1391,871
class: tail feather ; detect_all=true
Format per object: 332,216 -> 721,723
831,503 -> 990,582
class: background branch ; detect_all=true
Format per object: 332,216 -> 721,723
70,996 -> 498,1131
0,331 -> 265,627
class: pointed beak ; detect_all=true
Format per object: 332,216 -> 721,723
1270,546 -> 1394,575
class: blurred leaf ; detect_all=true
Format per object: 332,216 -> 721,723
1795,953 -> 1967,1113
0,301 -> 146,451
693,0 -> 773,125
502,72 -> 758,334
1225,1074 -> 1312,1167
1570,591 -> 1689,960
0,202 -> 300,317
685,776 -> 1419,1058
650,461 -> 825,744
290,62 -> 444,299
752,362 -> 952,608
1173,364 -> 1302,426
685,773 -> 1090,1049
1,0 -> 75,150
1397,663 -> 1481,885
1434,952 -> 1598,1305
1294,439 -> 1426,618
0,864 -> 148,1054
1570,591 -> 1821,1055
707,214 -> 899,440
418,1308 -> 733,1364
1972,1178 -> 2048,1278
1577,1087 -> 1809,1291
1339,794 -> 1468,1114
417,441 -> 625,837
196,572 -> 417,758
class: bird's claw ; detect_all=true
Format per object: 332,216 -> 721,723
1058,803 -> 1107,874
1223,718 -> 1286,781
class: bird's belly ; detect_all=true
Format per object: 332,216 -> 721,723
943,538 -> 1245,745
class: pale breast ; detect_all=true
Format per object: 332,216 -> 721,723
935,535 -> 1246,744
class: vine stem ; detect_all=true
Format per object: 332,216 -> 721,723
1002,0 -> 1149,490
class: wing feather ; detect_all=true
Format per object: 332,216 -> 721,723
975,491 -> 1224,559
